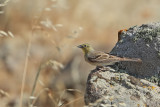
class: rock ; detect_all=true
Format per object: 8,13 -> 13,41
84,67 -> 160,107
84,23 -> 160,106
110,22 -> 160,78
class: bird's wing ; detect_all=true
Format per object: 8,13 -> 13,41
87,51 -> 111,62
87,51 -> 141,65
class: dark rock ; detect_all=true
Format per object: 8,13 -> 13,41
110,22 -> 160,78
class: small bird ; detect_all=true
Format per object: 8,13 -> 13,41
77,43 -> 142,67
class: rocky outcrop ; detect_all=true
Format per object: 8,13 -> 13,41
84,23 -> 160,107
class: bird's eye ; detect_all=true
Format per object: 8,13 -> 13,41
84,45 -> 86,47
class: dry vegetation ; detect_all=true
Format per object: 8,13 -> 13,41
0,0 -> 160,107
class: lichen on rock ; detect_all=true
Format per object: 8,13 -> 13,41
85,67 -> 160,107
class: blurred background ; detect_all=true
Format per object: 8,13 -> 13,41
0,0 -> 160,107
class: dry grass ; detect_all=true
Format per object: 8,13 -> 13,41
0,0 -> 160,107
19,35 -> 32,107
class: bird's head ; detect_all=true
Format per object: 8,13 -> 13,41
77,43 -> 94,54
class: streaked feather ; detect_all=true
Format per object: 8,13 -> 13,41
86,51 -> 141,66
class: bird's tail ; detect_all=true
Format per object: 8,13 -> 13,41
121,57 -> 142,63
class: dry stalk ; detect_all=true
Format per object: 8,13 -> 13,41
19,35 -> 32,107
29,64 -> 43,106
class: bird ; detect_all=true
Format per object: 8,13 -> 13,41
77,43 -> 142,67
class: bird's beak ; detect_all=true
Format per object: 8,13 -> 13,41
77,45 -> 83,48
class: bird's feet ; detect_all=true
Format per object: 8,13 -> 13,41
96,66 -> 115,72
96,66 -> 104,70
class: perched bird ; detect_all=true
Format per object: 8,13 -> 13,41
77,43 -> 142,67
